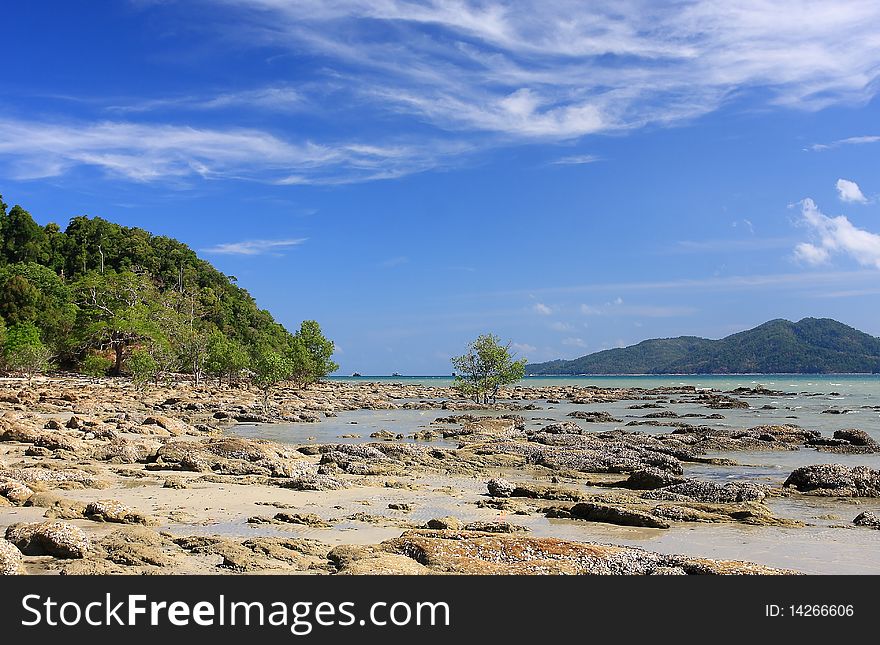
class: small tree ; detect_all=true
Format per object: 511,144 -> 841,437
127,349 -> 158,390
451,334 -> 526,405
3,322 -> 53,380
289,320 -> 338,387
206,331 -> 250,386
81,352 -> 113,378
252,351 -> 293,410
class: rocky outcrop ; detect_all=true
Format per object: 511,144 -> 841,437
783,464 -> 880,497
0,539 -> 24,575
380,530 -> 796,575
487,478 -> 516,497
84,500 -> 152,525
567,411 -> 621,423
5,520 -> 91,558
565,502 -> 671,529
150,437 -> 305,477
853,511 -> 880,529
642,480 -> 768,503
620,468 -> 687,490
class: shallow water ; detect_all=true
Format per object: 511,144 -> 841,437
228,375 -> 880,573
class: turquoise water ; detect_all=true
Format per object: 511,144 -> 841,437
331,374 -> 880,396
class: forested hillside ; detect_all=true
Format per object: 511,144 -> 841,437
0,194 -> 336,385
526,318 -> 880,375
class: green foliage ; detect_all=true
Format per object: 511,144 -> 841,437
3,322 -> 52,379
81,353 -> 113,378
289,320 -> 338,386
205,331 -> 250,385
0,194 -> 337,385
127,349 -> 158,389
252,351 -> 293,406
451,334 -> 527,404
526,318 -> 880,375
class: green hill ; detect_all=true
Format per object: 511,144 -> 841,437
0,193 -> 316,377
526,318 -> 880,375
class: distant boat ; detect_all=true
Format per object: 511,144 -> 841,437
351,372 -> 362,377
391,372 -> 402,377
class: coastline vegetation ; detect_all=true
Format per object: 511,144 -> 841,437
0,194 -> 337,388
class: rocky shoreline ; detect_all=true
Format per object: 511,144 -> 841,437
1,376 -> 879,575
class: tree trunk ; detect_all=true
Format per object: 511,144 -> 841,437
113,344 -> 124,376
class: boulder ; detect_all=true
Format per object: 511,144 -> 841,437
487,478 -> 516,497
0,539 -> 24,575
566,502 -> 671,529
852,511 -> 880,529
5,521 -> 91,558
0,478 -> 34,505
643,480 -> 768,503
833,429 -> 879,448
84,500 -> 151,525
621,468 -> 687,490
425,516 -> 462,530
783,464 -> 880,497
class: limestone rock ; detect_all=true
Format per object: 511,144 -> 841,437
5,521 -> 91,558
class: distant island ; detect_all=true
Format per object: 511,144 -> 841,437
526,318 -> 880,375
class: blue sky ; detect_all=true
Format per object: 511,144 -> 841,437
2,1 -> 880,374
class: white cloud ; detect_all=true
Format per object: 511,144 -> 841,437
511,342 -> 536,355
533,303 -> 553,315
380,256 -> 409,268
808,135 -> 880,151
836,178 -> 867,203
613,297 -> 624,306
793,242 -> 830,265
580,304 -> 603,315
550,154 -> 601,165
216,0 -> 880,140
562,337 -> 588,348
201,238 -> 307,255
795,198 -> 880,268
107,85 -> 305,114
0,117 -> 463,184
549,321 -> 573,332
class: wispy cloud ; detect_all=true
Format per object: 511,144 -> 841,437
533,302 -> 553,316
580,301 -> 696,318
201,237 -> 307,255
0,117 -> 461,184
836,178 -> 868,203
380,256 -> 409,268
216,0 -> 880,140
561,337 -> 588,348
808,135 -> 880,151
793,198 -> 880,269
550,154 -> 601,166
674,237 -> 794,253
106,85 -> 305,114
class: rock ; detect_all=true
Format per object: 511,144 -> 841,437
463,521 -> 529,533
540,421 -> 584,434
833,429 -> 879,447
370,430 -> 397,440
621,468 -> 687,490
97,526 -> 176,568
567,411 -> 621,423
65,416 -> 82,429
643,480 -> 768,503
388,503 -> 412,511
271,513 -> 331,528
151,437 -> 303,477
487,478 -> 516,497
328,544 -> 430,575
142,415 -> 194,436
163,477 -> 188,489
0,478 -> 34,505
783,464 -> 880,497
853,511 -> 880,529
380,530 -> 795,575
566,503 -> 671,529
84,500 -> 151,525
425,516 -> 462,530
0,539 -> 24,575
5,521 -> 91,558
